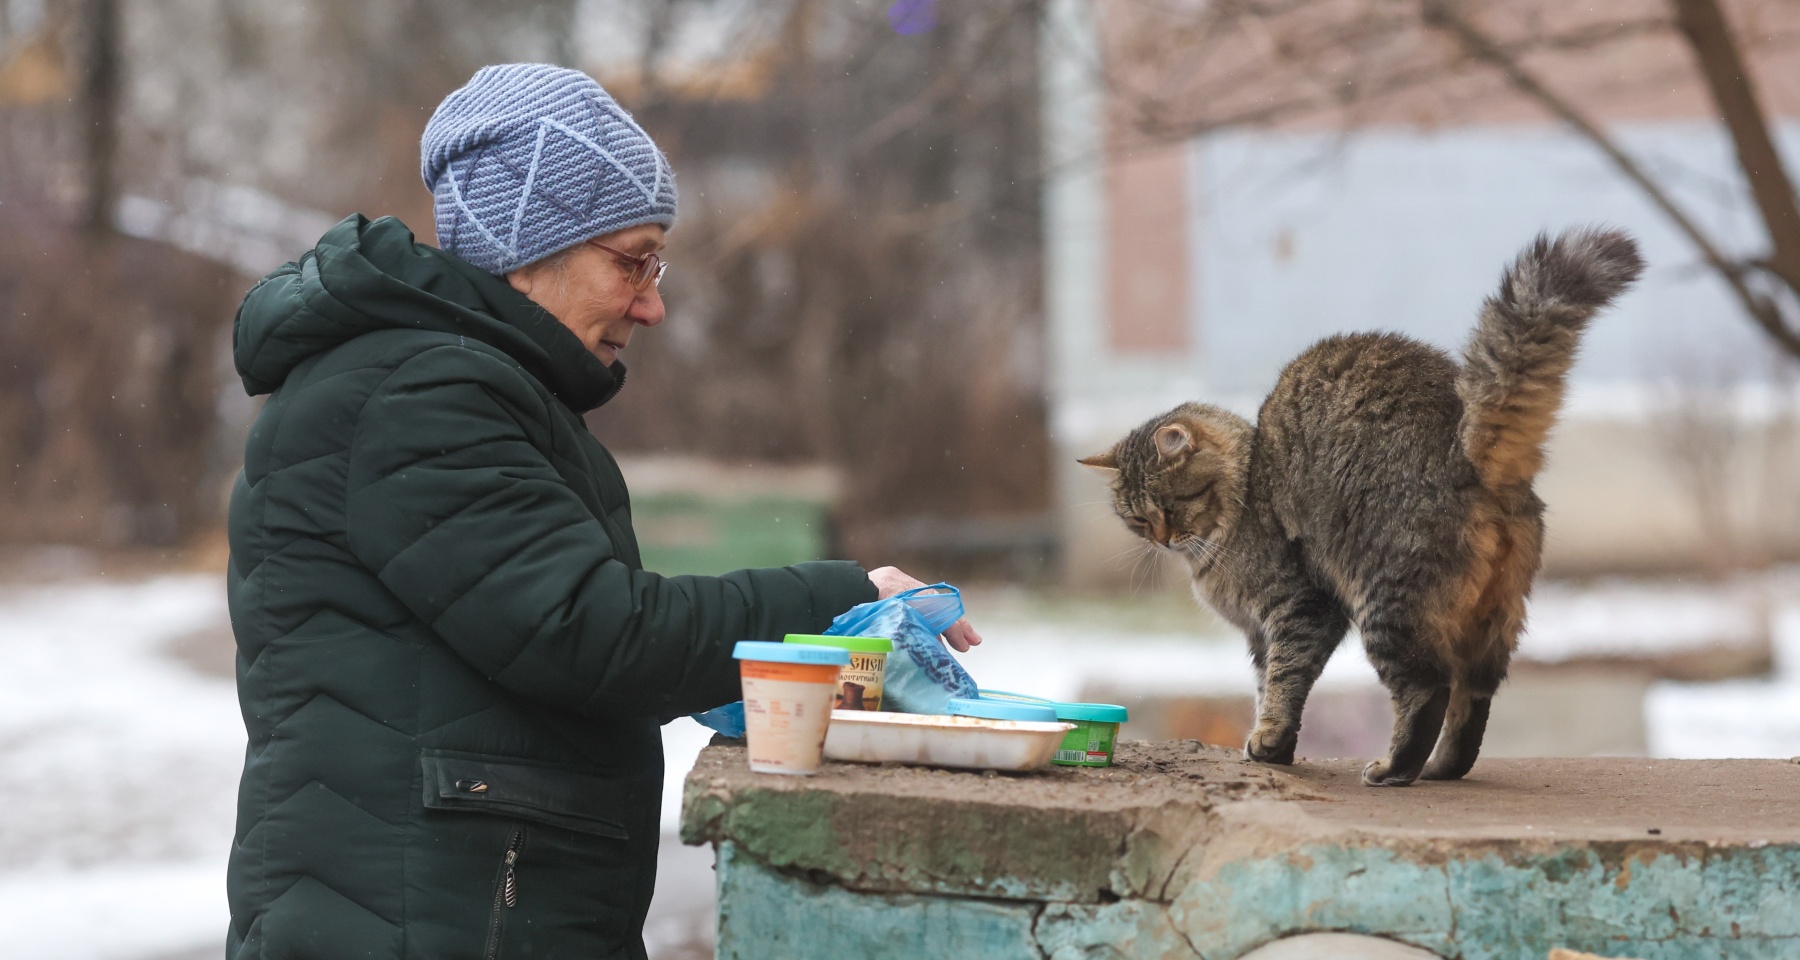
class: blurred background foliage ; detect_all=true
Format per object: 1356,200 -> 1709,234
0,0 -> 1051,577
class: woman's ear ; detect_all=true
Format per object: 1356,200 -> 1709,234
506,266 -> 535,297
1077,449 -> 1119,470
1153,423 -> 1193,460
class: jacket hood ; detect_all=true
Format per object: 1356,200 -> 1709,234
233,214 -> 623,412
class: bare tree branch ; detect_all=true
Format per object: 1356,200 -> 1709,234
1104,3 -> 1674,146
1523,15 -> 1674,52
1423,0 -> 1800,359
1671,0 -> 1800,291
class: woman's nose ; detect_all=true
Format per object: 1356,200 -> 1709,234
629,284 -> 665,327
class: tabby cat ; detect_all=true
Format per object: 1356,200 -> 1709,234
1081,228 -> 1643,786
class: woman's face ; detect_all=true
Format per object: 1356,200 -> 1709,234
506,223 -> 666,366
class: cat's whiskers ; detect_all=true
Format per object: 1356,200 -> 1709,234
1100,538 -> 1158,595
1103,540 -> 1153,569
1178,535 -> 1242,579
1129,542 -> 1161,596
1191,535 -> 1239,560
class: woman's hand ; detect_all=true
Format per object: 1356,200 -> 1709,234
866,566 -> 983,653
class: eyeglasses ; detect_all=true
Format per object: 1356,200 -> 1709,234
588,240 -> 668,292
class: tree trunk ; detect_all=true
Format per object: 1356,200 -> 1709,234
1424,0 -> 1800,360
1670,0 -> 1800,297
80,0 -> 120,239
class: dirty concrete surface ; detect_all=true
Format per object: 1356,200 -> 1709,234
687,737 -> 1316,817
1282,754 -> 1800,843
686,740 -> 1800,861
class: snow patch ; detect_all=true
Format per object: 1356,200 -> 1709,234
1521,580 -> 1765,663
0,575 -> 240,957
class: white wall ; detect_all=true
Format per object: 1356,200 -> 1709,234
1188,123 -> 1795,398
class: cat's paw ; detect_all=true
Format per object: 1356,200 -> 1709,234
1243,724 -> 1297,765
1361,758 -> 1419,787
1419,755 -> 1470,781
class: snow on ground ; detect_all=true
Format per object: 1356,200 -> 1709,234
1648,604 -> 1800,759
1520,578 -> 1768,663
960,623 -> 1379,699
0,575 -> 239,959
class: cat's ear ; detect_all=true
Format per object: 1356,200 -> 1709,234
1077,449 -> 1119,470
1153,423 -> 1194,460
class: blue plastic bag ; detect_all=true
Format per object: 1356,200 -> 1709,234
825,583 -> 977,715
689,700 -> 746,738
688,582 -> 978,735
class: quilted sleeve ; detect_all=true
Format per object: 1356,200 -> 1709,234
344,345 -> 876,718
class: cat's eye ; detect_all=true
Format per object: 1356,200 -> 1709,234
1126,515 -> 1149,528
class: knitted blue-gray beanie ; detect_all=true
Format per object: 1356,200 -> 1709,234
421,63 -> 678,275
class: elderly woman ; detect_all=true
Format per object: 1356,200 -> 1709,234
225,64 -> 977,958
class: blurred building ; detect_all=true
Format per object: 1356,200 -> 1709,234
1044,0 -> 1800,585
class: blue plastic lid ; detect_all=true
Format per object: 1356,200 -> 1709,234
946,697 -> 1058,722
732,641 -> 850,665
976,690 -> 1127,723
976,689 -> 1053,704
1055,701 -> 1129,723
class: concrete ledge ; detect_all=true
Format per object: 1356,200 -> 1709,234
681,740 -> 1309,903
683,741 -> 1800,959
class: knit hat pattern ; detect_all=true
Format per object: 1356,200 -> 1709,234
421,63 -> 677,275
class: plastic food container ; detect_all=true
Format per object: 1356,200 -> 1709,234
1049,702 -> 1130,767
977,689 -> 1054,706
946,696 -> 1059,723
784,634 -> 892,711
822,711 -> 1074,771
733,641 -> 850,776
976,691 -> 1130,767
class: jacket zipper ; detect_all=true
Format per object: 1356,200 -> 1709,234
483,828 -> 525,960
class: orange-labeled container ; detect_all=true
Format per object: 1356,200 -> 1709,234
732,641 -> 851,775
739,660 -> 842,684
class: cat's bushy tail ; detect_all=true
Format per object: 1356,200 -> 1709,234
1457,227 -> 1643,489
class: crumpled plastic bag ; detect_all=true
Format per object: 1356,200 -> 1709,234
689,700 -> 746,739
688,582 -> 977,736
824,583 -> 976,715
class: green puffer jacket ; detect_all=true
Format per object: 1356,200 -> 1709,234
226,214 -> 874,959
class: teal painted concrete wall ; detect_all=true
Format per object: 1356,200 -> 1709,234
1176,842 -> 1800,960
689,746 -> 1800,959
714,840 -> 1800,959
714,844 -> 1045,960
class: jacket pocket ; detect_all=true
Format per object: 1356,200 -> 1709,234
420,750 -> 634,839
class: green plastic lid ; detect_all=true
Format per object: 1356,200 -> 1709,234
733,641 -> 850,665
785,634 -> 893,654
1055,701 -> 1129,723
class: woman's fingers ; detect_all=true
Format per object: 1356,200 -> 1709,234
866,564 -> 982,651
867,565 -> 923,600
942,617 -> 981,652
